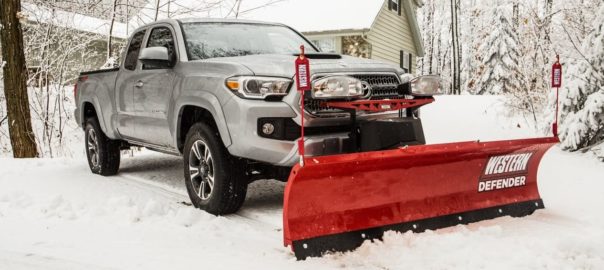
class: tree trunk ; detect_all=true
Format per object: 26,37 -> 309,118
455,0 -> 461,93
450,0 -> 459,94
107,0 -> 119,60
0,0 -> 39,158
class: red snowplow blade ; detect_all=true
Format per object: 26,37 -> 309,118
284,137 -> 558,259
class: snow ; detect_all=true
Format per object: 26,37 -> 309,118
229,0 -> 384,32
22,3 -> 128,39
130,0 -> 384,33
1,95 -> 604,269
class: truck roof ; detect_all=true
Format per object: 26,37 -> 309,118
131,18 -> 287,35
177,17 -> 285,26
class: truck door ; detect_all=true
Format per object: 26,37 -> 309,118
132,25 -> 177,147
115,29 -> 146,139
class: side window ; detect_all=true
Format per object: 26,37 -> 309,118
144,27 -> 176,70
124,31 -> 146,71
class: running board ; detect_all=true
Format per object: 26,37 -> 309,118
291,199 -> 544,260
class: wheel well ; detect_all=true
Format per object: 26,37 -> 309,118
178,106 -> 218,153
83,102 -> 97,124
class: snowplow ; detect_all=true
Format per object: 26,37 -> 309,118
74,19 -> 559,260
285,69 -> 558,259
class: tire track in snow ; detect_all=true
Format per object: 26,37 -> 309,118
113,173 -> 282,232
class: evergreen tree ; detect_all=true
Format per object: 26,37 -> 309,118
475,6 -> 523,95
559,5 -> 604,152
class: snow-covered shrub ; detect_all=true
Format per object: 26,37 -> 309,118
559,5 -> 604,158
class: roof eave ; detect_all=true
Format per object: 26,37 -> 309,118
302,28 -> 369,37
401,0 -> 424,56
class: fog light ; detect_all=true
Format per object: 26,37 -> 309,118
262,123 -> 275,135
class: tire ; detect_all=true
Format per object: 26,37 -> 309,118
85,117 -> 121,176
183,122 -> 248,215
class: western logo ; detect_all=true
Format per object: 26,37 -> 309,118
478,152 -> 534,192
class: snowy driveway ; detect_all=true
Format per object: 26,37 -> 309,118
1,96 -> 603,269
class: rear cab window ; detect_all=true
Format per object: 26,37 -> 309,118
123,30 -> 146,71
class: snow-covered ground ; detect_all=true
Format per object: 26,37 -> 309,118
1,96 -> 603,269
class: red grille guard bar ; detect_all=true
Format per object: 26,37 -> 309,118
323,97 -> 435,112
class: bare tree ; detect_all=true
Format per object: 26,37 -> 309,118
107,0 -> 120,60
0,0 -> 39,158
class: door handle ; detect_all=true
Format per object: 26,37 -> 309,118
135,80 -> 144,88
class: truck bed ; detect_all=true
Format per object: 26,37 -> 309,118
80,67 -> 119,76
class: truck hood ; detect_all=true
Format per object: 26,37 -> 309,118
202,54 -> 401,77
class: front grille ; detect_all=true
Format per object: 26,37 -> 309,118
305,73 -> 402,115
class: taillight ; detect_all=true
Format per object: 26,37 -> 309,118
75,75 -> 88,100
73,83 -> 78,100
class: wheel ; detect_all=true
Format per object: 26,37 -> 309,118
183,122 -> 248,215
85,117 -> 120,176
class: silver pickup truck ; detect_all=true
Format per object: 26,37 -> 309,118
75,18 -> 427,215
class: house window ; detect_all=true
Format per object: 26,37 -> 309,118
311,37 -> 336,53
389,0 -> 400,14
400,50 -> 412,73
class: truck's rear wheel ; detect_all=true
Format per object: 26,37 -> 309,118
85,118 -> 120,176
183,123 -> 248,215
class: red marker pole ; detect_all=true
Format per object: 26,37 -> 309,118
551,55 -> 562,137
295,45 -> 311,166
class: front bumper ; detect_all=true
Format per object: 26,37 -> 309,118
222,96 -> 358,167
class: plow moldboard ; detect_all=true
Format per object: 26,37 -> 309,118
283,137 -> 558,259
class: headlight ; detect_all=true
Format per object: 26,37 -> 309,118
226,76 -> 292,99
408,75 -> 445,96
311,76 -> 364,99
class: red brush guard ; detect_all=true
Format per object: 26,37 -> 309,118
283,98 -> 558,259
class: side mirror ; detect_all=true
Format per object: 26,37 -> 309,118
139,47 -> 173,68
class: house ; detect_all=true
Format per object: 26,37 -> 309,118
231,0 -> 425,73
19,2 -> 133,83
132,0 -> 424,73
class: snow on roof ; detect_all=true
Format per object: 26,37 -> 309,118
130,0 -> 384,33
23,3 -> 128,39
228,0 -> 384,32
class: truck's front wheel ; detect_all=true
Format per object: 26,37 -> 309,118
183,123 -> 248,215
85,118 -> 120,176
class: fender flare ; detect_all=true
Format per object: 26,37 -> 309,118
173,93 -> 232,150
79,97 -> 115,138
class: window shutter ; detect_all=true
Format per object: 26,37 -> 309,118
408,53 -> 413,73
400,50 -> 407,72
388,0 -> 392,10
398,0 -> 402,16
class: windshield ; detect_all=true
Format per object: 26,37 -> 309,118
181,22 -> 318,60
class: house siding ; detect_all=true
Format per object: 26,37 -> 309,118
368,0 -> 418,72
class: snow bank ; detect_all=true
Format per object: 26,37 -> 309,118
422,95 -> 547,143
